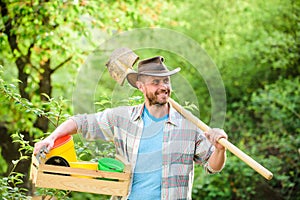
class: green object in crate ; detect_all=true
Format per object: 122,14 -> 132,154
98,158 -> 125,172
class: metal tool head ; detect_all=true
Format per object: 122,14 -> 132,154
35,145 -> 49,164
106,47 -> 139,85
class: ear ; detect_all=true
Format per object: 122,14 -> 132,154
136,81 -> 144,92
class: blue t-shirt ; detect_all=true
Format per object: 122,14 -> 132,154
128,107 -> 169,200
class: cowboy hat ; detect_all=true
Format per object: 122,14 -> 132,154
126,56 -> 181,88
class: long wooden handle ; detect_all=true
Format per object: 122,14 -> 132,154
169,98 -> 273,180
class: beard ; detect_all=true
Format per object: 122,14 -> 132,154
146,88 -> 171,106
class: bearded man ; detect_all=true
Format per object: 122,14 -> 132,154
34,56 -> 227,200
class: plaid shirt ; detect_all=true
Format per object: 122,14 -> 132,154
71,103 -> 216,200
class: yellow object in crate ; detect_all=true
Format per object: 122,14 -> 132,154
46,135 -> 77,163
69,161 -> 98,179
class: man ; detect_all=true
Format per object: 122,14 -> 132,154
34,56 -> 227,200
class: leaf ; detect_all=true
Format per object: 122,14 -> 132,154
12,160 -> 19,165
9,84 -> 16,88
41,93 -> 51,100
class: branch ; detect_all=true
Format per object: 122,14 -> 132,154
51,56 -> 73,73
0,0 -> 8,23
27,42 -> 35,58
30,64 -> 39,72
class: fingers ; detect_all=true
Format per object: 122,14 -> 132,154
205,128 -> 228,146
33,142 -> 45,155
33,138 -> 53,155
39,146 -> 49,159
33,143 -> 41,155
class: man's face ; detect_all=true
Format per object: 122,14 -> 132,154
138,76 -> 171,106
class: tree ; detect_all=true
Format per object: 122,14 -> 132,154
0,0 -> 170,194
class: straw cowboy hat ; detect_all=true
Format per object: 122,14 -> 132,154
126,56 -> 181,88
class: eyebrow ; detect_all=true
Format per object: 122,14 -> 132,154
151,77 -> 170,83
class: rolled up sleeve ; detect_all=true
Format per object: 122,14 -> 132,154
69,109 -> 114,141
193,129 -> 217,173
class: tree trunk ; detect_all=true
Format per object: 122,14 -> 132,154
1,1 -> 62,195
0,1 -> 50,193
34,59 -> 52,133
0,124 -> 19,175
1,1 -> 34,192
0,124 -> 32,192
1,0 -> 30,101
16,58 -> 30,101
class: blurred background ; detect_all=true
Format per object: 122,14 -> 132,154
0,0 -> 299,199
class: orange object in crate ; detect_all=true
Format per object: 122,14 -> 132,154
46,135 -> 77,163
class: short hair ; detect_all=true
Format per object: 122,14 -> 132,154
137,75 -> 147,82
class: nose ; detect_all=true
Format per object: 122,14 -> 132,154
159,82 -> 171,92
159,82 -> 169,88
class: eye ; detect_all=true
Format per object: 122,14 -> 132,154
152,79 -> 160,85
163,78 -> 170,84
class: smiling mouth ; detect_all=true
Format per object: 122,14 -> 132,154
159,91 -> 168,96
156,89 -> 170,96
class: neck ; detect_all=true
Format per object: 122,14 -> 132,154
145,102 -> 169,118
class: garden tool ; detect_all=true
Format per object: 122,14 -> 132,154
105,47 -> 139,86
105,47 -> 273,180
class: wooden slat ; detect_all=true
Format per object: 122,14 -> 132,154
31,154 -> 40,167
30,155 -> 40,184
30,164 -> 38,184
123,164 -> 131,174
36,173 -> 129,196
39,164 -> 130,180
31,154 -> 131,196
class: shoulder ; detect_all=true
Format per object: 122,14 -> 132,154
171,107 -> 203,132
107,104 -> 143,118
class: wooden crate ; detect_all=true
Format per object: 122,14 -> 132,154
30,155 -> 131,197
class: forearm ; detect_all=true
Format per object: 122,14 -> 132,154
49,119 -> 78,140
208,148 -> 226,172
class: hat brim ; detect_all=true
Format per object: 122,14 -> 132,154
126,67 -> 181,88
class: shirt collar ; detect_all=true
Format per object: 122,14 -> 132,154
167,102 -> 180,126
132,104 -> 144,121
131,102 -> 179,127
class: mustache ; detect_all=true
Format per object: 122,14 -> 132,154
155,88 -> 171,95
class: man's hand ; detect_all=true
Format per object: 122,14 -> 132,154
33,136 -> 55,155
204,128 -> 228,150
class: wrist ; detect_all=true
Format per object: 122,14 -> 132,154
214,148 -> 226,154
48,132 -> 59,141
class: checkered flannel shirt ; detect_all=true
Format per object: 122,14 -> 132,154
70,103 -> 217,200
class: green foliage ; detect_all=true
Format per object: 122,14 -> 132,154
75,136 -> 116,162
0,173 -> 30,200
0,69 -> 70,137
250,77 -> 300,134
0,154 -> 30,200
11,132 -> 33,156
192,148 -> 261,200
249,77 -> 300,199
214,77 -> 300,200
0,0 -> 299,199
70,192 -> 110,200
171,1 -> 300,198
1,0 -> 171,198
34,188 -> 72,200
0,129 -> 32,199
0,148 -> 8,174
